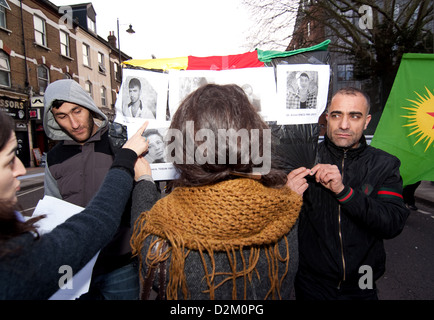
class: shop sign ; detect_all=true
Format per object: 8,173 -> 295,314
31,96 -> 44,107
29,108 -> 41,120
0,96 -> 28,120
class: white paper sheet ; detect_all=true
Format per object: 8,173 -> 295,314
276,64 -> 330,124
32,196 -> 84,235
31,196 -> 99,300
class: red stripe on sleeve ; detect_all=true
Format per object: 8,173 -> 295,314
339,188 -> 353,202
378,190 -> 403,199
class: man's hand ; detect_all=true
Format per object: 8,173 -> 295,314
287,167 -> 311,195
310,163 -> 345,194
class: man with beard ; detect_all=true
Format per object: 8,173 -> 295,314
43,79 -> 139,300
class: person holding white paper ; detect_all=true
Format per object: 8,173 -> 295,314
0,111 -> 155,300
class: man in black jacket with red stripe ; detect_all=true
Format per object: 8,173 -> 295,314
294,87 -> 410,300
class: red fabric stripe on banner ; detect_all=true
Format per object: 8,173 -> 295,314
378,190 -> 403,199
187,51 -> 264,70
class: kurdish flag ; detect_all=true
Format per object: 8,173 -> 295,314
371,53 -> 434,187
122,40 -> 330,71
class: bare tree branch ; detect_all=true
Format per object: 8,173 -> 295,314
243,0 -> 433,106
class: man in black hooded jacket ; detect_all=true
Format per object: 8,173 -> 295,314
294,87 -> 410,300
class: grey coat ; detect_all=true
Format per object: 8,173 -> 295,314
43,79 -> 112,207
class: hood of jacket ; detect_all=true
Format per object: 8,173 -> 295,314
43,79 -> 108,141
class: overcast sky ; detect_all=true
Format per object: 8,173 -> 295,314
51,0 -> 256,60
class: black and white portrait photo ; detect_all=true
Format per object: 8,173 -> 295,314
122,76 -> 157,119
286,71 -> 318,110
276,64 -> 330,125
114,69 -> 168,124
179,76 -> 209,102
168,71 -> 215,119
142,128 -> 167,164
241,83 -> 261,113
168,68 -> 276,121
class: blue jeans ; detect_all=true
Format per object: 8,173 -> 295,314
78,261 -> 140,300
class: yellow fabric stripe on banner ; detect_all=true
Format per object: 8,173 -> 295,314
123,57 -> 188,71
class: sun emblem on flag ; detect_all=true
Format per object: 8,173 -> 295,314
401,87 -> 434,151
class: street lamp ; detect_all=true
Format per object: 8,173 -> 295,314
117,18 -> 135,77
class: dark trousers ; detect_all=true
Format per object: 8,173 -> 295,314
403,181 -> 421,206
294,270 -> 378,300
78,260 -> 140,300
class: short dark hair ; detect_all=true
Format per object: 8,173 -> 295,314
51,99 -> 66,109
129,78 -> 141,89
50,100 -> 97,123
330,87 -> 371,113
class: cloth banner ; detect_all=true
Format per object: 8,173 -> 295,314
122,41 -> 330,71
370,53 -> 434,186
257,40 -> 330,63
117,42 -> 331,180
187,51 -> 264,70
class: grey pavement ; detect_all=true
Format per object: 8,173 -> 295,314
414,180 -> 434,208
18,166 -> 434,207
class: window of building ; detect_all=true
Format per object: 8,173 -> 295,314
87,17 -> 96,33
63,73 -> 72,79
114,62 -> 121,81
0,50 -> 11,87
101,86 -> 107,106
0,0 -> 10,30
98,52 -> 106,73
37,65 -> 49,94
60,30 -> 70,57
82,43 -> 90,67
85,80 -> 92,97
337,64 -> 354,81
34,15 -> 47,47
0,6 -> 6,29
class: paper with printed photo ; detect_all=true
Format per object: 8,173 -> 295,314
276,64 -> 330,124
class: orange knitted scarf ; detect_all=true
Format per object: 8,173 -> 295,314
130,178 -> 302,300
